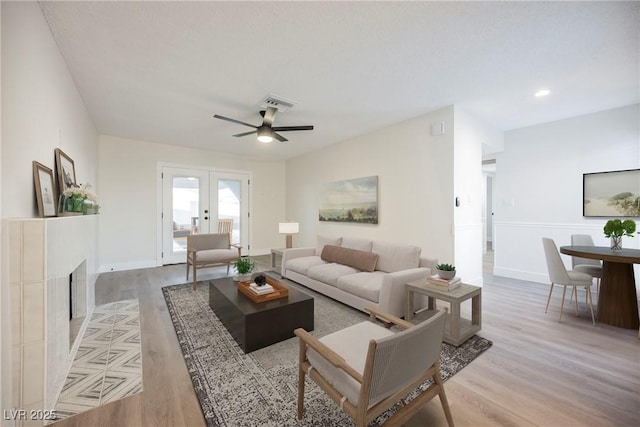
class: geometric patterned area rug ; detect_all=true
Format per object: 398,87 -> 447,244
162,275 -> 492,426
51,299 -> 143,423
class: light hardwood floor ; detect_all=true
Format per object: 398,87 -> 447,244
53,255 -> 639,427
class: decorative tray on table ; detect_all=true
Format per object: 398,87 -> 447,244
237,276 -> 289,303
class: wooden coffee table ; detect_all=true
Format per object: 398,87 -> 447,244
208,276 -> 314,353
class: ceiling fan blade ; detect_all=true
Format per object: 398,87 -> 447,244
273,132 -> 288,142
262,107 -> 277,127
271,125 -> 314,132
213,114 -> 257,129
233,130 -> 258,137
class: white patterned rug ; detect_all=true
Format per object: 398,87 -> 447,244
52,299 -> 143,422
163,275 -> 492,426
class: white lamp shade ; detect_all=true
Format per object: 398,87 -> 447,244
279,222 -> 299,234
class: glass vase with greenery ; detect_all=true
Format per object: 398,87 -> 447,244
603,219 -> 636,250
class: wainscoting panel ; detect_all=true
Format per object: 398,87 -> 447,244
493,221 -> 640,289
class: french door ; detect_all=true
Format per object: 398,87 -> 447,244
161,166 -> 250,265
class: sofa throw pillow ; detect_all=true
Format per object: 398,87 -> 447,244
316,236 -> 343,256
321,245 -> 379,272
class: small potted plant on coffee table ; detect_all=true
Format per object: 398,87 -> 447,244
435,263 -> 456,280
233,257 -> 256,282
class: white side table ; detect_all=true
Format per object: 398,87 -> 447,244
406,280 -> 482,346
270,248 -> 285,268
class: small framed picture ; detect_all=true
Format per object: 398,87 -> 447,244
33,161 -> 57,217
55,148 -> 77,196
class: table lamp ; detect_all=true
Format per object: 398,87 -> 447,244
279,222 -> 299,248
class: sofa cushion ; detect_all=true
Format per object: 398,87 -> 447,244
337,272 -> 385,303
307,321 -> 394,405
372,241 -> 421,273
286,256 -> 328,275
321,245 -> 379,272
316,235 -> 343,256
341,237 -> 373,252
307,263 -> 360,287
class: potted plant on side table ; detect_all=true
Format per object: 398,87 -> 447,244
604,219 -> 636,251
435,263 -> 456,280
233,257 -> 256,282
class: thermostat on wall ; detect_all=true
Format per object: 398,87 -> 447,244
431,122 -> 445,136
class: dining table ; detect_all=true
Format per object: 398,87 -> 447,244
559,245 -> 640,329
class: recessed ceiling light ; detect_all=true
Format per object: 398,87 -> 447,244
535,89 -> 550,97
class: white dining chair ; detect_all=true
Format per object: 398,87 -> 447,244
542,238 -> 596,326
571,234 -> 602,298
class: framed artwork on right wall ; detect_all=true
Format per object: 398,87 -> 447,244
583,168 -> 640,217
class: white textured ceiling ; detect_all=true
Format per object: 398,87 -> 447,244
39,1 -> 639,160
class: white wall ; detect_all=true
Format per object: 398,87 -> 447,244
1,2 -> 98,219
1,1 -> 99,419
98,135 -> 286,271
286,106 -> 455,263
494,104 -> 640,288
454,107 -> 503,285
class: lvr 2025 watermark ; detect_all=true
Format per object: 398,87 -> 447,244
3,409 -> 57,421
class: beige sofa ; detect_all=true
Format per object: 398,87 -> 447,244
281,236 -> 437,318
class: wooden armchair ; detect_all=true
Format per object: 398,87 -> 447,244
186,233 -> 241,290
295,307 -> 453,427
218,218 -> 233,242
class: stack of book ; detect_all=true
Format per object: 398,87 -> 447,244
427,275 -> 461,291
249,282 -> 274,295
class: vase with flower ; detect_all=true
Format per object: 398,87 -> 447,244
603,219 -> 636,250
59,183 -> 99,216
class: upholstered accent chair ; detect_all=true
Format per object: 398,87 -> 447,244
542,238 -> 596,326
295,307 -> 454,427
570,234 -> 603,297
186,233 -> 241,290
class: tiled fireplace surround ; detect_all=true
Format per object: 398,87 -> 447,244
9,216 -> 97,424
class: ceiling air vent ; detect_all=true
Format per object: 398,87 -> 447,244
258,94 -> 297,112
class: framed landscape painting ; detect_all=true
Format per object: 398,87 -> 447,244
583,169 -> 640,217
319,176 -> 378,224
33,161 -> 57,217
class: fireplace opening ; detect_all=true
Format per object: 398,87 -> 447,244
69,260 -> 88,349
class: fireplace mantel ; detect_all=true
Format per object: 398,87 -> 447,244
9,215 -> 98,418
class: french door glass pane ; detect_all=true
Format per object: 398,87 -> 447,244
218,179 -> 241,245
173,176 -> 200,252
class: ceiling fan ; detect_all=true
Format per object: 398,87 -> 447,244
213,107 -> 314,143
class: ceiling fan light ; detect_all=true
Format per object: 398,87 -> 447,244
257,127 -> 273,143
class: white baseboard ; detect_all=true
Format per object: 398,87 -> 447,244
493,267 -> 547,284
465,275 -> 485,287
99,260 -> 157,273
249,248 -> 271,257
